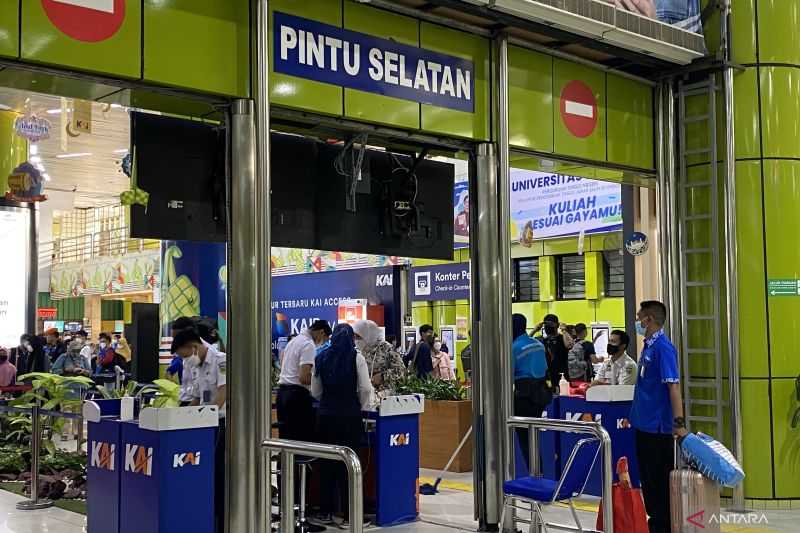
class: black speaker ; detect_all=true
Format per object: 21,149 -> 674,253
124,303 -> 160,383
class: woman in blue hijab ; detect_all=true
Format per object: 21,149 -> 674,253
311,323 -> 374,525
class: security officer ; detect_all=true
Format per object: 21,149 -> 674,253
173,329 -> 227,533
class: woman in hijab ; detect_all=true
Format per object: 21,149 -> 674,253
311,323 -> 374,526
511,313 -> 551,469
351,320 -> 406,395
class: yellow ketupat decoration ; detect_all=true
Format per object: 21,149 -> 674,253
161,245 -> 200,329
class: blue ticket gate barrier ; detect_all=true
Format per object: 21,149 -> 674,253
84,401 -> 219,533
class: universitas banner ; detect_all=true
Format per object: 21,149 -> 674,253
510,170 -> 622,242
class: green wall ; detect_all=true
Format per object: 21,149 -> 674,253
0,0 -> 249,97
37,293 -> 84,322
709,0 -> 800,501
0,111 -> 28,195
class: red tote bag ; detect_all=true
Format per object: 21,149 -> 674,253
596,457 -> 649,533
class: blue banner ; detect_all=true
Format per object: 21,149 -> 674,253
409,263 -> 470,302
272,267 -> 398,345
274,11 -> 475,112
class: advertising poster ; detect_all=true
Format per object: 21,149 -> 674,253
607,0 -> 702,33
160,241 -> 227,335
409,263 -> 471,302
0,207 -> 30,348
271,267 -> 397,348
510,170 -> 622,243
456,317 -> 469,341
453,180 -> 469,249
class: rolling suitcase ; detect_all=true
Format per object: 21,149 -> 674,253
670,440 -> 720,532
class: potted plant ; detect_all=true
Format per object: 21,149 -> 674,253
395,376 -> 473,472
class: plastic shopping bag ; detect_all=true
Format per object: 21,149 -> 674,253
596,457 -> 648,533
681,432 -> 745,488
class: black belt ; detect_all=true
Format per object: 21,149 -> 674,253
278,384 -> 309,393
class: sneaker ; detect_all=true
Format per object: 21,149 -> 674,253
337,516 -> 372,529
310,513 -> 334,526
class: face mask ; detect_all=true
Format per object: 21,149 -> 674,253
99,342 -> 108,350
607,344 -> 621,356
188,354 -> 201,366
635,320 -> 647,336
26,344 -> 33,353
0,356 -> 8,363
544,325 -> 557,335
355,339 -> 366,352
433,342 -> 442,351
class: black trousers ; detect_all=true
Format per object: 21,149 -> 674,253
276,385 -> 315,442
316,414 -> 364,516
635,429 -> 674,533
215,418 -> 226,533
513,378 -> 550,472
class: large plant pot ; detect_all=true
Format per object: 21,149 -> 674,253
419,399 -> 472,472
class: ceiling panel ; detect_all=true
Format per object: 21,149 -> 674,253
0,86 -> 130,208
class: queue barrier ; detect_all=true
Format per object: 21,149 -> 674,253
262,438 -> 364,533
506,416 -> 614,533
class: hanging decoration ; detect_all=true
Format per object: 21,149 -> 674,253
6,161 -> 47,202
624,232 -> 649,256
14,114 -> 51,142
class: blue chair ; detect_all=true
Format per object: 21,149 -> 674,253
500,437 -> 601,533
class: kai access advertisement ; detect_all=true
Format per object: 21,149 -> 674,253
510,170 -> 622,243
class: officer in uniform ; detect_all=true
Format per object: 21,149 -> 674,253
172,330 -> 227,533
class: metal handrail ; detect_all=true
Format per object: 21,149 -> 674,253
50,226 -> 159,265
262,438 -> 363,533
506,416 -> 614,533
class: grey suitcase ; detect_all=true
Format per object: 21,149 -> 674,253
670,441 -> 721,532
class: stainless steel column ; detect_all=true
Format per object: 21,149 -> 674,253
472,143 -> 505,530
229,1 -> 271,522
496,34 -> 514,532
721,0 -> 745,511
655,82 -> 677,335
27,204 -> 38,335
661,81 -> 681,339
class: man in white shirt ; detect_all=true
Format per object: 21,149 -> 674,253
173,329 -> 227,533
590,330 -> 638,387
276,320 -> 332,442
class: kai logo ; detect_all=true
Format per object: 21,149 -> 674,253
173,452 -> 202,468
125,444 -> 153,476
565,412 -> 602,423
90,441 -> 116,471
616,418 -> 631,429
376,274 -> 393,287
390,433 -> 411,447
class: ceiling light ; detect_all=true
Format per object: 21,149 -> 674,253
46,109 -> 62,114
113,148 -> 129,154
30,145 -> 38,155
56,152 -> 92,159
43,173 -> 51,182
30,156 -> 42,163
0,103 -> 11,111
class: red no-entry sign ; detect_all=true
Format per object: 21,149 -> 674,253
42,0 -> 126,43
560,80 -> 598,139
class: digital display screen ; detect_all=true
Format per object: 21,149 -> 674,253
0,207 -> 30,348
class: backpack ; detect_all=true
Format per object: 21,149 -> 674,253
567,341 -> 589,381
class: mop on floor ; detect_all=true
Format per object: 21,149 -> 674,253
419,425 -> 473,495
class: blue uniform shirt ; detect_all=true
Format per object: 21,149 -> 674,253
630,329 -> 680,434
512,334 -> 548,380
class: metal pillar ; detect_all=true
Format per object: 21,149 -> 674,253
720,0 -> 745,511
27,203 -> 38,335
228,1 -> 271,522
622,185 -> 637,354
471,142 -> 507,531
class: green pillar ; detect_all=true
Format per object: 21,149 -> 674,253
726,0 -> 800,502
0,111 -> 28,195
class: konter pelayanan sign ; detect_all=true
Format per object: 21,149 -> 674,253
274,11 -> 475,112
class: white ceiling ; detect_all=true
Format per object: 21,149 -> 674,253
0,86 -> 130,209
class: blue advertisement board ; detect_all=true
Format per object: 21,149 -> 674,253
272,266 -> 399,345
409,263 -> 470,302
274,11 -> 475,112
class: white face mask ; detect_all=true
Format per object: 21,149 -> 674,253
25,344 -> 33,353
433,342 -> 442,351
355,339 -> 367,352
188,354 -> 201,366
99,342 -> 108,350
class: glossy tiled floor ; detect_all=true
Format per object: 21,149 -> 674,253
0,470 -> 797,532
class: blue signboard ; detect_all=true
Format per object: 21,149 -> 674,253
409,263 -> 470,302
274,11 -> 475,112
272,267 -> 398,345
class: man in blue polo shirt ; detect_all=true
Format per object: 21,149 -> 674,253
630,300 -> 688,533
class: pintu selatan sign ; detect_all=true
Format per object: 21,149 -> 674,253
274,11 -> 475,113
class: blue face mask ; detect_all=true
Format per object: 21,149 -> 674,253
635,320 -> 647,337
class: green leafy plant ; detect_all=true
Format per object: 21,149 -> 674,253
138,379 -> 181,408
2,415 -> 32,446
40,450 -> 86,474
96,380 -> 139,400
0,446 -> 27,475
395,375 -> 468,401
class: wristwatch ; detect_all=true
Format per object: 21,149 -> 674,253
673,416 -> 686,429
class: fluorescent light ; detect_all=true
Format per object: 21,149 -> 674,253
56,152 -> 92,159
46,109 -> 62,114
113,148 -> 129,154
30,145 -> 38,155
43,173 -> 51,182
29,155 -> 42,163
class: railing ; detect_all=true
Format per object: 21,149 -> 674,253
506,416 -> 614,533
49,226 -> 160,266
262,438 -> 363,533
